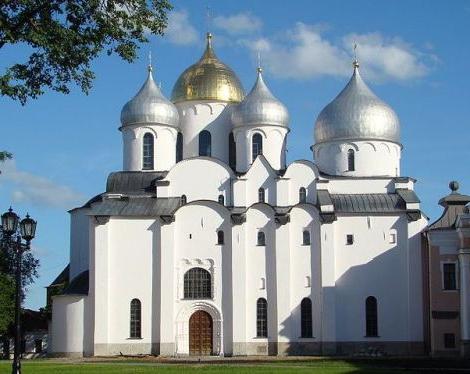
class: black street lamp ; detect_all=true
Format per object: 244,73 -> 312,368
1,208 -> 37,374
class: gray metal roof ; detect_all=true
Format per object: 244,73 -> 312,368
330,193 -> 405,213
62,270 -> 89,296
314,63 -> 400,145
89,196 -> 181,217
106,171 -> 166,194
396,189 -> 420,204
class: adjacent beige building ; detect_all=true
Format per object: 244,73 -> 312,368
424,181 -> 470,357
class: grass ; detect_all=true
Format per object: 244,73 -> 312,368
0,358 -> 469,374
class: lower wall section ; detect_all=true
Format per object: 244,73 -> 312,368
52,341 -> 426,357
335,341 -> 425,356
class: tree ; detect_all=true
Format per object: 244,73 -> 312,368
0,151 -> 12,162
0,232 -> 40,336
1,0 -> 172,104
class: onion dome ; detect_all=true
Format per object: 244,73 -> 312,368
171,33 -> 245,103
314,61 -> 400,145
232,67 -> 289,128
120,64 -> 179,128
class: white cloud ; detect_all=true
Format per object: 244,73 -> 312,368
1,161 -> 85,209
164,10 -> 199,45
213,12 -> 262,35
242,22 -> 433,82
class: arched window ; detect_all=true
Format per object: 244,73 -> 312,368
184,268 -> 211,299
258,187 -> 265,203
218,194 -> 225,205
256,298 -> 268,338
299,187 -> 307,203
181,195 -> 187,205
252,133 -> 263,162
176,132 -> 183,162
365,296 -> 378,337
199,130 -> 212,157
142,133 -> 154,170
217,230 -> 224,245
229,133 -> 236,170
301,298 -> 313,338
347,149 -> 355,171
302,230 -> 311,245
130,299 -> 141,338
257,231 -> 266,246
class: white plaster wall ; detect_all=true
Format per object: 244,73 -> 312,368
324,178 -> 394,195
238,157 -> 277,207
280,161 -> 319,206
176,101 -> 232,163
50,296 -> 85,354
107,218 -> 156,350
233,126 -> 288,173
332,214 -> 422,342
70,209 -> 90,280
164,158 -> 234,204
244,206 -> 273,342
313,140 -> 401,177
288,207 -> 322,341
121,124 -> 178,171
173,202 -> 230,355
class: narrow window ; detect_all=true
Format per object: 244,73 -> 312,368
301,298 -> 313,338
443,263 -> 457,290
302,230 -> 311,245
252,133 -> 263,162
217,230 -> 224,245
299,187 -> 307,203
256,298 -> 268,338
389,233 -> 396,244
346,234 -> 354,245
181,195 -> 187,205
365,296 -> 378,337
130,299 -> 142,338
176,132 -> 183,162
257,231 -> 266,246
347,149 -> 355,171
199,130 -> 212,157
184,268 -> 211,299
444,333 -> 456,349
305,276 -> 311,288
260,277 -> 266,290
229,133 -> 236,170
218,194 -> 225,205
258,187 -> 265,203
142,133 -> 154,170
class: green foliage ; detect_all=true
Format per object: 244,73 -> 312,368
0,273 -> 14,335
0,238 -> 39,336
0,151 -> 12,162
0,0 -> 172,104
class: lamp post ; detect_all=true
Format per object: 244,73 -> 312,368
1,208 -> 36,374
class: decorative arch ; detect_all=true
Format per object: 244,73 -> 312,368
175,301 -> 223,356
340,142 -> 359,152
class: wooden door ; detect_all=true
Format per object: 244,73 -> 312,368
189,310 -> 213,356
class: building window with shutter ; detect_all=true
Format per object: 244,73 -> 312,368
443,263 -> 457,290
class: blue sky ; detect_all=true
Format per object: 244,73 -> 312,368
1,0 -> 470,310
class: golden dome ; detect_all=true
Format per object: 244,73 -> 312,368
171,33 -> 245,103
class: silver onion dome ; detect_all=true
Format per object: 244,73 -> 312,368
121,65 -> 179,128
231,67 -> 289,128
314,61 -> 400,144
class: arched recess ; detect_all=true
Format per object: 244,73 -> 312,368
175,301 -> 223,356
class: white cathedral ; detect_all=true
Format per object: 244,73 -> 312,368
49,33 -> 428,357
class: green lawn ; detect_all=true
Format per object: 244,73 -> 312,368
0,359 -> 468,374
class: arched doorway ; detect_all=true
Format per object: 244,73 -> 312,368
189,310 -> 213,356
